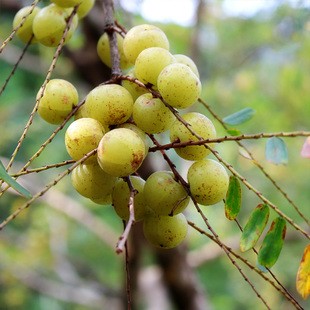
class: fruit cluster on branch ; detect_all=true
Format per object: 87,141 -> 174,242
12,1 -> 230,250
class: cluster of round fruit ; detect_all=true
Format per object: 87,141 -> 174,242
13,0 -> 94,47
36,23 -> 230,249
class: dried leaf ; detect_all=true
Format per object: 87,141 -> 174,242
296,244 -> 310,299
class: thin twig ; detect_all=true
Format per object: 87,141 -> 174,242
10,160 -> 75,177
0,35 -> 33,96
0,149 -> 97,231
149,131 -> 310,152
116,177 -> 137,254
6,6 -> 79,172
234,219 -> 303,309
200,98 -> 310,227
188,221 -> 303,310
151,134 -> 271,309
157,100 -> 310,239
0,0 -> 40,53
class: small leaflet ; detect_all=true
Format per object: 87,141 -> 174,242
0,160 -> 32,199
296,244 -> 310,299
225,176 -> 241,220
265,137 -> 288,165
257,217 -> 286,268
240,204 -> 270,252
301,137 -> 310,158
222,108 -> 255,126
226,128 -> 242,136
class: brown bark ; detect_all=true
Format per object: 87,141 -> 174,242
154,244 -> 211,310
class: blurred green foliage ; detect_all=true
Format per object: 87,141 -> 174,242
0,1 -> 310,309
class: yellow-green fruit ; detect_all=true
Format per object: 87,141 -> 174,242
174,54 -> 199,77
144,171 -> 189,216
13,6 -> 40,43
77,0 -> 95,18
97,128 -> 146,177
121,71 -> 148,101
169,112 -> 216,161
71,163 -> 116,204
51,0 -> 83,8
97,32 -> 132,70
123,24 -> 170,63
133,93 -> 175,134
187,159 -> 229,205
117,123 -> 150,156
134,47 -> 175,85
157,63 -> 201,109
143,213 -> 188,249
112,176 -> 147,222
65,118 -> 105,164
37,79 -> 78,124
32,4 -> 78,47
84,84 -> 133,126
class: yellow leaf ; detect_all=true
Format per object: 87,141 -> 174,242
296,244 -> 310,299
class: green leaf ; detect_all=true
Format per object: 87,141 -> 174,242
226,128 -> 242,136
265,137 -> 288,165
225,176 -> 241,220
0,160 -> 32,199
240,204 -> 270,252
258,217 -> 286,268
223,108 -> 255,126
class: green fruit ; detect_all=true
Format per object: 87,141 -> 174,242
187,159 -> 229,206
37,79 -> 78,124
133,93 -> 175,134
77,0 -> 95,18
121,70 -> 149,101
65,118 -> 105,164
117,123 -> 150,156
71,163 -> 116,204
157,63 -> 201,109
13,6 -> 40,43
51,0 -> 83,8
169,112 -> 216,160
112,176 -> 147,222
97,128 -> 146,177
84,84 -> 133,126
32,4 -> 78,47
97,32 -> 132,70
134,47 -> 175,86
123,24 -> 170,63
144,171 -> 189,216
143,213 -> 188,249
174,54 -> 199,77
